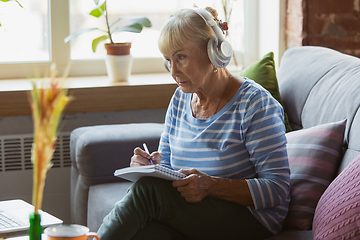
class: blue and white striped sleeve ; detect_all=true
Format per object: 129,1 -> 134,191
158,94 -> 175,169
244,91 -> 290,210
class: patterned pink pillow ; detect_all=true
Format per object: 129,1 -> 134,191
283,120 -> 346,230
313,153 -> 360,240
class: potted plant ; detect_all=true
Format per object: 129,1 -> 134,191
64,0 -> 151,82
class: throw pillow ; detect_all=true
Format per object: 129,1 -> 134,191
313,153 -> 360,240
239,52 -> 292,132
283,120 -> 346,230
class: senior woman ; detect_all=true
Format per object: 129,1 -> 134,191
97,7 -> 290,240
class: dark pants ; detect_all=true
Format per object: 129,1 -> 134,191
97,177 -> 274,240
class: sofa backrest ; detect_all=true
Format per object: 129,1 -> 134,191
277,46 -> 360,172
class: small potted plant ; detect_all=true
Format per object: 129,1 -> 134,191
64,0 -> 151,82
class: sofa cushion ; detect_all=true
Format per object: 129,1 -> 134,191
312,153 -> 360,240
277,46 -> 360,133
88,182 -> 133,232
283,120 -> 346,230
239,52 -> 292,132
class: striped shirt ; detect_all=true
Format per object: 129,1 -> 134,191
158,79 -> 290,235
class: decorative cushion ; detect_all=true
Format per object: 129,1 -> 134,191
312,153 -> 360,240
283,120 -> 346,230
239,52 -> 292,132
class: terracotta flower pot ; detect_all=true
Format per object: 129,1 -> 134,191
104,43 -> 132,82
105,43 -> 131,55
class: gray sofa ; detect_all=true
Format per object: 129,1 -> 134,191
70,46 -> 360,239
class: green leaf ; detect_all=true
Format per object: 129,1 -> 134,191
64,28 -> 100,43
92,35 -> 108,52
112,23 -> 143,34
89,1 -> 105,18
111,16 -> 152,29
14,0 -> 23,8
0,0 -> 23,7
93,0 -> 100,5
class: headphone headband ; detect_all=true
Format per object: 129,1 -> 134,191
191,8 -> 232,68
163,8 -> 233,72
191,8 -> 226,45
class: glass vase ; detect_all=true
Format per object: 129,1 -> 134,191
29,213 -> 42,240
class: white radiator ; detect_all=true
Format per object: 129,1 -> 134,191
0,132 -> 72,223
0,132 -> 71,171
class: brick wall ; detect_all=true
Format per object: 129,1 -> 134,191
286,0 -> 360,58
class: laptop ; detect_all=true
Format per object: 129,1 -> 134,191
0,199 -> 63,238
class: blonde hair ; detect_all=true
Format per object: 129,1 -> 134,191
158,7 -> 218,55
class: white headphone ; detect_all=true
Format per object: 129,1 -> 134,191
164,8 -> 233,72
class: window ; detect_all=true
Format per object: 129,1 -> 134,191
69,0 -> 244,60
0,0 -> 258,79
0,0 -> 49,63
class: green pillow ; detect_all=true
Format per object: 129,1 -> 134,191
239,52 -> 292,132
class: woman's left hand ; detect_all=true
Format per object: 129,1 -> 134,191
172,168 -> 214,203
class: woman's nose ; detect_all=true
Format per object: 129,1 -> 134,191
170,62 -> 180,78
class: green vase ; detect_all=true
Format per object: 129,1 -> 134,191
29,213 -> 42,240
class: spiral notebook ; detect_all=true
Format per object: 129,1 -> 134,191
114,164 -> 186,182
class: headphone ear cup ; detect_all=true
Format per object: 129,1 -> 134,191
207,36 -> 232,68
207,37 -> 220,68
163,58 -> 170,72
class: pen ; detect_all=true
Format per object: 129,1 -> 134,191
142,143 -> 153,164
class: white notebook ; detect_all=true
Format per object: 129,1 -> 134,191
114,164 -> 186,182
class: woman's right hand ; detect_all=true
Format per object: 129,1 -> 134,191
130,147 -> 162,167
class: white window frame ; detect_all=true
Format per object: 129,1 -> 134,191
244,0 -> 285,68
0,0 -> 280,79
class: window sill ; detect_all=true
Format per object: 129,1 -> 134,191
0,73 -> 177,117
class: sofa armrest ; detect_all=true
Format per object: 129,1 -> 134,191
70,123 -> 164,225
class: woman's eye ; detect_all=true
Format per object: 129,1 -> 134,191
178,55 -> 186,60
177,55 -> 187,65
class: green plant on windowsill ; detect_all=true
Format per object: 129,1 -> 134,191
64,0 -> 151,54
64,0 -> 152,82
0,0 -> 23,27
